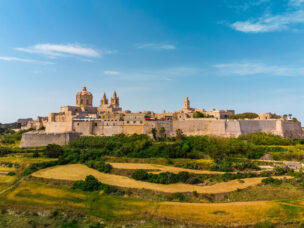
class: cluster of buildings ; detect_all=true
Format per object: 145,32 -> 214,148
20,86 -> 303,147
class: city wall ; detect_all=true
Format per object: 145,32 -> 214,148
22,119 -> 302,147
20,132 -> 81,147
44,119 -> 303,139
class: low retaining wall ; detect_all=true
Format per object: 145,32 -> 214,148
20,132 -> 81,147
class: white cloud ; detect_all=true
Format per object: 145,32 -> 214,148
230,0 -> 304,33
135,43 -> 176,50
213,62 -> 304,76
15,43 -> 104,58
0,56 -> 53,64
231,10 -> 304,33
104,71 -> 120,75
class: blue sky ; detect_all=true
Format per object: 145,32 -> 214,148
1,0 -> 304,123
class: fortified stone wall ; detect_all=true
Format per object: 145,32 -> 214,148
20,132 -> 81,147
281,120 -> 303,138
43,118 -> 303,141
238,120 -> 279,136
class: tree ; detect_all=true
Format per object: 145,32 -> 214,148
158,127 -> 166,141
176,129 -> 185,141
152,128 -> 157,141
229,112 -> 259,120
44,144 -> 63,158
288,114 -> 292,120
193,111 -> 204,118
283,114 -> 288,120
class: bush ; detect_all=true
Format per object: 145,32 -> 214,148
22,161 -> 58,176
262,177 -> 282,185
7,171 -> 16,176
86,160 -> 112,173
72,175 -> 102,191
45,144 -> 63,158
239,133 -> 295,146
72,175 -> 119,194
132,170 -> 149,180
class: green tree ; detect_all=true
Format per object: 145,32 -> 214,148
176,129 -> 185,141
44,144 -> 63,158
152,128 -> 157,141
158,127 -> 166,141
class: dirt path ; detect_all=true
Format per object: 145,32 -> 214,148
31,164 -> 290,194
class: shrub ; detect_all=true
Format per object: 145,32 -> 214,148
72,175 -> 101,191
72,175 -> 119,194
7,171 -> 16,176
44,144 -> 64,158
132,170 -> 149,180
262,177 -> 282,185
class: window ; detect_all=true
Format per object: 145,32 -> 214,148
80,99 -> 83,104
133,121 -> 136,124
95,123 -> 97,126
127,121 -> 129,124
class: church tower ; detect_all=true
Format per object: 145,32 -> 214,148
76,86 -> 93,108
111,91 -> 120,108
100,92 -> 109,106
184,96 -> 190,110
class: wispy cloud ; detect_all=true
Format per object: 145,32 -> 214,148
230,0 -> 304,33
14,43 -> 112,58
290,0 -> 304,6
135,43 -> 176,50
0,56 -> 53,64
104,70 -> 120,75
213,62 -> 304,76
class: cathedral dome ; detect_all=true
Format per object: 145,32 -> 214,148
77,86 -> 92,96
76,86 -> 93,107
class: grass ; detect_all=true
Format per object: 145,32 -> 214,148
3,179 -> 304,226
31,164 -> 289,194
0,157 -> 57,164
0,166 -> 15,172
109,162 -> 223,174
106,156 -> 215,169
217,182 -> 304,202
0,175 -> 16,184
7,182 -> 88,208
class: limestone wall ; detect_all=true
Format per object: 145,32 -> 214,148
20,132 -> 81,147
238,120 -> 279,135
44,118 -> 303,139
281,121 -> 303,138
45,122 -> 73,133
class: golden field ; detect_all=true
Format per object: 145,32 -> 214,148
31,164 -> 289,194
109,162 -> 223,174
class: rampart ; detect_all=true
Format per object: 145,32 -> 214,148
23,119 -> 303,147
20,132 -> 81,147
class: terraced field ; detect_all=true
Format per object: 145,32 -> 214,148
109,162 -> 224,174
32,164 -> 289,194
0,157 -> 57,164
5,180 -> 304,227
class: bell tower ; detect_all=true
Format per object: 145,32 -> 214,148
111,91 -> 120,108
100,92 -> 108,106
184,96 -> 190,110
